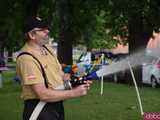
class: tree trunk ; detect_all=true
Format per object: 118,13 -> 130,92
0,33 -> 7,58
0,32 -> 7,66
58,0 -> 73,65
127,1 -> 151,86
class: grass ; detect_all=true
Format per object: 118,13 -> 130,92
0,71 -> 160,120
0,71 -> 22,120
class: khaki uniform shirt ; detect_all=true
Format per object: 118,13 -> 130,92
16,43 -> 64,100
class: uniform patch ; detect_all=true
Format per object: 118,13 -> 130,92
27,74 -> 36,80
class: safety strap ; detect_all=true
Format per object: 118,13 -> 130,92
17,45 -> 54,87
42,45 -> 54,56
29,101 -> 46,120
17,45 -> 54,120
29,84 -> 66,120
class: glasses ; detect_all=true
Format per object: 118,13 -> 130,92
31,28 -> 50,32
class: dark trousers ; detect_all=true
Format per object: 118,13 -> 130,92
23,99 -> 64,120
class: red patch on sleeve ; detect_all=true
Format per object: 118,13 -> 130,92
27,74 -> 36,80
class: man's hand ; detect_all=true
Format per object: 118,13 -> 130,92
71,80 -> 92,97
83,80 -> 92,90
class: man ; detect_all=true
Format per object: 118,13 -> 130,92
16,17 -> 92,120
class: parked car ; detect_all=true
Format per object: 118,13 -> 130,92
105,53 -> 128,83
77,51 -> 114,65
142,55 -> 160,88
76,51 -> 113,77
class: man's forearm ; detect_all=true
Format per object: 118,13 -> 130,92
37,89 -> 76,102
31,83 -> 88,102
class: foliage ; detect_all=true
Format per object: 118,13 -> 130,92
91,13 -> 115,49
38,0 -> 60,39
0,0 -> 24,52
0,0 -> 160,53
144,0 -> 160,32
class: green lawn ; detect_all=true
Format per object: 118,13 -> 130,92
0,71 -> 160,120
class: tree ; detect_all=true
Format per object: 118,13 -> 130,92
0,0 -> 24,60
126,0 -> 160,85
0,0 -> 160,67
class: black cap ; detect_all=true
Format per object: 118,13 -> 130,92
23,17 -> 49,33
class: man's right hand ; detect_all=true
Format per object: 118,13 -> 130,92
71,81 -> 92,97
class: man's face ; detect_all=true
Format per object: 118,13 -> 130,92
31,28 -> 50,46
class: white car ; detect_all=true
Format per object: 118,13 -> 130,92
142,56 -> 160,88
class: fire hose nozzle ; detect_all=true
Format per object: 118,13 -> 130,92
63,71 -> 99,89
